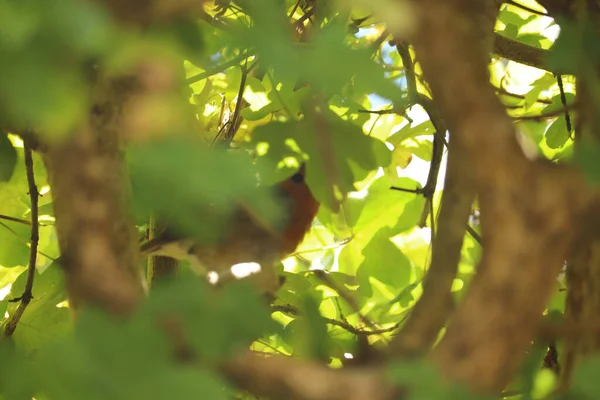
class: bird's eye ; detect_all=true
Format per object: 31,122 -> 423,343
291,172 -> 304,183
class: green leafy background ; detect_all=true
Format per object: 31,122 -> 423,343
0,0 -> 589,399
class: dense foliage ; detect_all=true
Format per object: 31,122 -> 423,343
1,0 -> 600,399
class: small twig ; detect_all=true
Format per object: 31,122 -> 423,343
272,304 -> 399,336
390,186 -> 424,194
289,237 -> 352,258
310,270 -> 388,342
358,109 -> 393,115
198,9 -> 232,31
296,7 -> 315,25
288,0 -> 302,18
496,86 -> 553,105
512,103 -> 577,122
5,144 -> 39,337
555,74 -> 573,139
370,29 -> 391,54
393,41 -> 446,228
217,60 -> 256,146
0,214 -> 31,225
506,0 -> 548,16
466,225 -> 483,246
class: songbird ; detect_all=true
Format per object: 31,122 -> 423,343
140,164 -> 320,294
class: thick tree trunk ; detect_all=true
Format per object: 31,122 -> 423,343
42,75 -> 145,315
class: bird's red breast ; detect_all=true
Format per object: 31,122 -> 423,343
141,164 -> 320,291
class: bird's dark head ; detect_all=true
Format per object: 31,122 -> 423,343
289,163 -> 306,183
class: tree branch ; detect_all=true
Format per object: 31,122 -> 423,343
221,352 -> 398,400
403,0 -> 596,393
41,76 -> 145,316
390,136 -> 475,357
492,34 -> 553,72
4,144 -> 39,337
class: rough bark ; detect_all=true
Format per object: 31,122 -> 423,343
222,352 -> 396,400
42,76 -> 145,315
561,239 -> 600,386
390,131 -> 475,356
559,64 -> 600,386
406,0 -> 598,393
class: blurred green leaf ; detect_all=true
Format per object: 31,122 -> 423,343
497,9 -> 526,30
0,339 -> 36,400
357,229 -> 411,291
129,138 -> 286,242
574,140 -> 600,185
7,264 -> 69,355
250,116 -> 392,210
283,295 -> 330,361
142,275 -> 277,361
570,355 -> 600,398
544,116 -> 570,149
387,120 -> 435,146
387,360 -> 488,400
0,134 -> 17,182
546,17 -> 600,73
38,306 -> 229,400
235,2 -> 403,101
544,93 -> 576,114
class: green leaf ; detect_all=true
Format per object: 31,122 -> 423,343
171,17 -> 205,63
517,120 -> 548,144
523,73 -> 555,110
357,229 -> 411,290
142,275 -> 277,361
250,117 -> 392,210
497,9 -> 526,29
235,3 -> 403,100
129,138 -> 286,242
337,176 -> 423,277
546,17 -> 600,73
516,33 -> 545,48
0,340 -> 36,400
387,120 -> 435,147
0,134 -> 17,182
544,116 -> 570,149
0,223 -> 30,268
284,295 -> 330,361
544,92 -> 576,114
574,141 -> 600,185
387,360 -> 485,400
7,264 -> 70,355
400,138 -> 434,161
502,24 -> 519,39
38,305 -> 229,400
570,355 -> 600,398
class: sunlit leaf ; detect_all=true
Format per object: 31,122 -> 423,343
544,116 -> 569,149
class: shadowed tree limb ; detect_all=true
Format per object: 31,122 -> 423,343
405,0 -> 600,393
41,75 -> 146,316
559,40 -> 600,386
221,352 -> 398,400
390,135 -> 475,357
